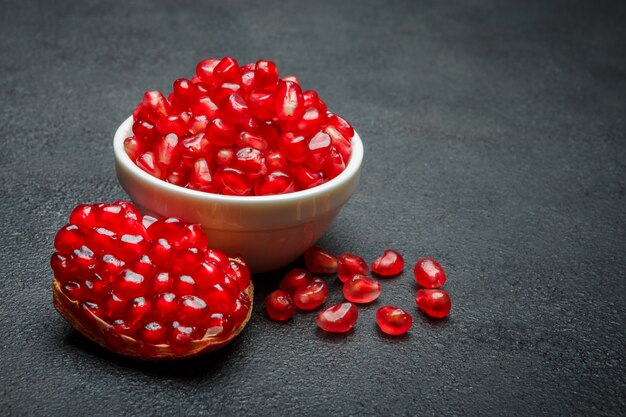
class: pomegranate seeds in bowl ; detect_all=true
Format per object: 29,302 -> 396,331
125,56 -> 356,196
50,200 -> 253,360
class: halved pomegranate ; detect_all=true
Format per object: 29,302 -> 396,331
51,200 -> 253,360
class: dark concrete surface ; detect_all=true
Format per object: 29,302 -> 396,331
1,0 -> 625,415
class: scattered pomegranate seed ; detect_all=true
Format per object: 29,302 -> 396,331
416,289 -> 451,318
51,201 -> 254,359
293,277 -> 328,310
279,268 -> 312,295
342,275 -> 381,304
317,302 -> 358,333
304,246 -> 338,274
413,258 -> 446,288
265,289 -> 296,321
337,253 -> 369,282
371,250 -> 404,277
376,306 -> 413,335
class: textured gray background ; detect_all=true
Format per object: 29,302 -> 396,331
1,0 -> 625,415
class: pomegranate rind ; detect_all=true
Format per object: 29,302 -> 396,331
52,278 -> 253,360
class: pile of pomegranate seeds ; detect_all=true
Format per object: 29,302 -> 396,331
50,200 -> 253,359
124,56 -> 356,196
265,247 -> 453,336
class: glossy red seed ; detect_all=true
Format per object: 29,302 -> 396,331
142,91 -> 172,121
203,284 -> 237,314
225,256 -> 251,291
282,75 -> 300,84
304,246 -> 338,274
371,250 -> 404,277
114,269 -> 147,299
180,133 -> 210,166
413,258 -> 446,288
416,289 -> 451,318
153,272 -> 174,293
125,296 -> 151,327
213,56 -> 242,84
51,252 -> 76,283
124,137 -> 147,162
132,119 -> 159,141
241,69 -> 255,97
327,113 -> 355,140
139,321 -> 167,344
376,306 -> 413,335
62,281 -> 82,300
275,80 -> 304,121
306,131 -> 332,170
254,60 -> 279,89
178,224 -> 209,251
177,295 -> 208,325
279,268 -> 312,295
231,292 -> 251,327
221,94 -> 250,124
196,58 -> 220,84
302,90 -> 321,108
254,171 -> 296,195
69,204 -> 96,231
188,158 -> 216,192
278,132 -> 308,163
190,96 -> 219,119
293,277 -> 328,310
297,107 -> 326,136
153,292 -> 177,321
205,249 -> 230,269
71,245 -> 97,272
171,78 -> 198,112
233,147 -> 267,179
115,234 -> 147,262
155,133 -> 181,167
172,248 -> 205,274
343,275 -> 381,303
102,293 -> 126,320
237,131 -> 268,151
325,125 -> 352,163
265,150 -> 288,172
168,321 -> 196,347
205,313 -> 233,337
217,167 -> 253,196
166,165 -> 190,187
174,274 -> 197,295
290,164 -> 324,189
213,82 -> 242,104
188,114 -> 209,135
206,118 -> 237,146
136,152 -> 164,179
98,254 -> 126,281
321,148 -> 346,180
317,302 -> 358,333
156,115 -> 188,136
83,273 -> 110,302
337,253 -> 369,282
248,90 -> 276,120
54,224 -> 84,254
265,289 -> 295,321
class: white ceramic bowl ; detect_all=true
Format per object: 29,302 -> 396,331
113,116 -> 363,273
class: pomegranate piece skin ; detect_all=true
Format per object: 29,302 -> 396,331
337,253 -> 369,282
304,246 -> 338,274
376,306 -> 413,335
371,250 -> 405,277
51,201 -> 254,360
413,258 -> 446,288
265,289 -> 296,321
293,278 -> 328,310
279,268 -> 312,295
342,275 -> 381,304
317,302 -> 358,333
416,289 -> 451,319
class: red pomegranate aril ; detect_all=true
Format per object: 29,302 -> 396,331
248,90 -> 276,120
343,275 -> 381,304
254,171 -> 296,195
166,165 -> 191,187
282,75 -> 300,84
205,249 -> 230,269
413,258 -> 446,288
54,224 -> 84,254
132,119 -> 159,141
115,269 -> 147,299
177,295 -> 208,325
302,90 -> 321,108
214,148 -> 234,167
416,289 -> 451,318
304,246 -> 338,274
115,234 -> 148,262
327,113 -> 355,140
124,137 -> 147,162
125,296 -> 151,327
139,321 -> 167,344
156,115 -> 188,136
168,322 -> 196,348
306,131 -> 332,170
337,253 -> 369,282
204,284 -> 237,313
72,245 -> 97,271
291,164 -> 324,189
221,94 -> 250,124
153,272 -> 174,293
213,82 -> 242,104
279,268 -> 312,295
265,150 -> 288,172
217,167 -> 253,196
225,256 -> 251,291
69,204 -> 96,231
85,227 -> 116,254
278,132 -> 308,163
321,148 -> 345,180
371,250 -> 405,277
188,158 -> 216,192
196,58 -> 220,84
178,224 -> 209,251
174,274 -> 197,295
233,147 -> 267,179
181,133 -> 210,166
62,281 -> 82,300
195,261 -> 225,289
317,302 -> 358,333
52,253 -> 76,283
102,293 -> 126,320
294,277 -> 328,310
171,78 -> 198,112
297,107 -> 326,136
188,114 -> 209,135
172,248 -> 205,274
213,56 -> 242,84
325,126 -> 352,162
155,133 -> 182,167
275,80 -> 304,121
231,292 -> 251,327
153,292 -> 177,321
254,60 -> 279,89
190,96 -> 219,119
136,152 -> 165,179
83,274 -> 110,302
142,91 -> 172,121
98,254 -> 126,281
150,238 -> 174,268
206,118 -> 237,146
241,70 -> 255,97
376,306 -> 412,335
265,289 -> 296,321
205,313 -> 233,337
237,131 -> 268,151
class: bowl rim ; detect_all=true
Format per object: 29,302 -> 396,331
113,115 -> 364,205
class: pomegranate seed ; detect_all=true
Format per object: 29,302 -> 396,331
225,256 -> 251,291
233,147 -> 267,179
69,204 -> 96,231
132,119 -> 159,141
196,58 -> 220,83
416,289 -> 451,318
221,94 -> 250,124
139,321 -> 167,344
166,165 -> 191,187
248,90 -> 276,120
265,289 -> 295,321
278,132 -> 308,163
156,133 -> 182,167
297,107 -> 326,136
293,277 -> 328,310
290,164 -> 324,189
325,125 -> 352,163
206,118 -> 237,146
265,150 -> 288,172
156,115 -> 188,136
153,272 -> 174,293
371,250 -> 404,277
342,275 -> 381,303
241,70 -> 255,97
102,293 -> 125,320
321,148 -> 346,180
136,152 -> 164,179
217,167 -> 252,196
413,258 -> 446,288
114,269 -> 147,299
188,114 -> 209,135
279,268 -> 312,295
205,249 -> 230,268
142,91 -> 172,121
231,292 -> 251,327
125,296 -> 151,327
303,90 -> 321,108
275,80 -> 304,121
54,224 -> 84,254
376,306 -> 413,335
190,96 -> 219,119
317,302 -> 358,333
282,75 -> 299,84
72,245 -> 97,271
304,246 -> 338,274
85,227 -> 116,255
337,253 -> 369,282
188,158 -> 216,192
177,295 -> 209,325
204,284 -> 237,313
213,82 -> 242,104
180,133 -> 210,166
124,137 -> 147,162
62,281 -> 82,300
171,78 -> 198,112
168,321 -> 196,347
254,60 -> 279,89
237,131 -> 268,151
205,313 -> 233,337
306,131 -> 332,170
254,171 -> 296,195
327,113 -> 355,140
153,292 -> 177,321
213,56 -> 242,84
174,274 -> 197,295
195,261 -> 225,288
